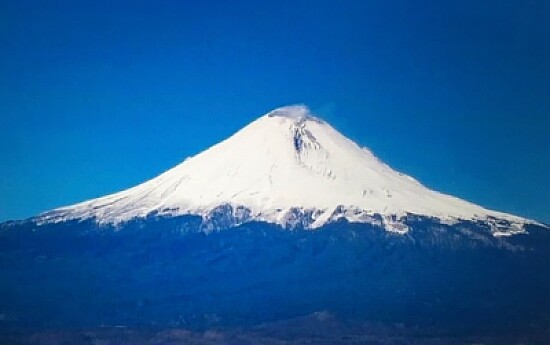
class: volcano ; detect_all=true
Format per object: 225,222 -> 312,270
1,105 -> 549,342
37,105 -> 535,235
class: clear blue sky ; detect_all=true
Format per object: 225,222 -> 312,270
0,0 -> 548,223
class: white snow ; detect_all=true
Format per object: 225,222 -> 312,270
38,105 -> 539,235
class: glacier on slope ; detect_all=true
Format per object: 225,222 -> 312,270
37,105 -> 537,235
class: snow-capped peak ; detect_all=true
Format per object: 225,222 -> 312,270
38,105 -> 538,235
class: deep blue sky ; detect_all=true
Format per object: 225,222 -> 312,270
0,0 -> 548,223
